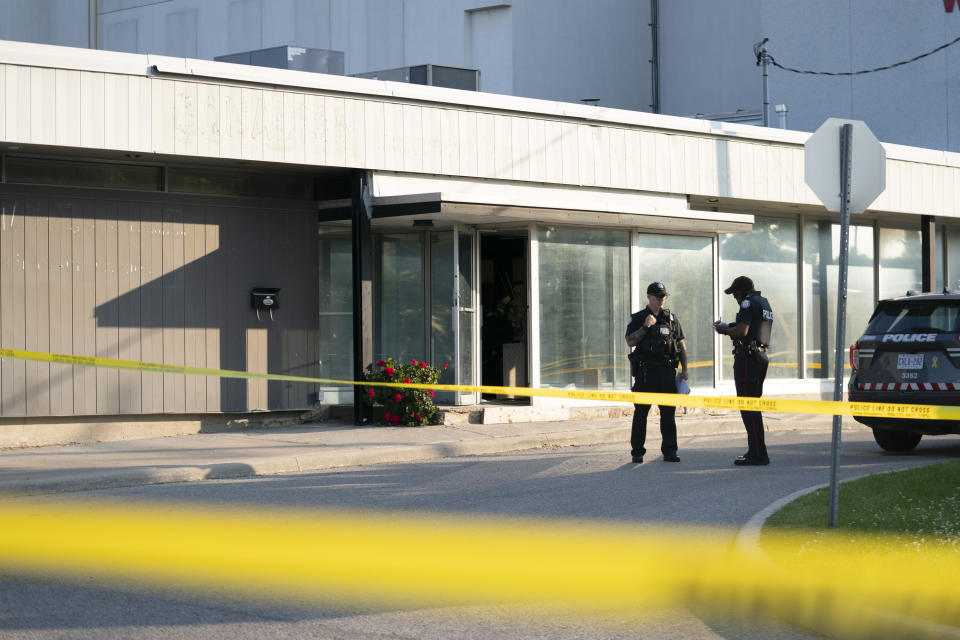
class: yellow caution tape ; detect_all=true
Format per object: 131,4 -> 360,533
0,498 -> 957,636
2,347 -> 959,421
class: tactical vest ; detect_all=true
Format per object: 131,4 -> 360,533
633,309 -> 680,369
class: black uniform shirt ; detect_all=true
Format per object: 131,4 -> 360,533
734,291 -> 773,348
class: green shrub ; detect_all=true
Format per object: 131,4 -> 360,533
364,357 -> 445,426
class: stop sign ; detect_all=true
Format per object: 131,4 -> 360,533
804,118 -> 886,214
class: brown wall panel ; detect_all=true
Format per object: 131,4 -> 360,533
48,200 -> 74,415
139,203 -> 164,414
0,185 -> 319,418
117,203 -> 142,414
25,199 -> 51,416
71,204 -> 97,415
204,216 -> 224,411
183,211 -> 207,412
1,195 -> 26,415
161,206 -> 186,413
94,205 -> 120,414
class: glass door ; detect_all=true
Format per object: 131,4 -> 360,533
454,226 -> 479,405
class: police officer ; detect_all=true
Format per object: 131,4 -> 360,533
625,282 -> 688,464
713,276 -> 773,466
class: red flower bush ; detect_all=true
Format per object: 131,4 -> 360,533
363,356 -> 443,426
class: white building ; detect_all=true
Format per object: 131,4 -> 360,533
0,39 -> 958,442
1,0 -> 958,151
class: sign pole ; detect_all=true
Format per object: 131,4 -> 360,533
828,123 -> 854,528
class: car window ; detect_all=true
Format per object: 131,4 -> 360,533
866,301 -> 960,334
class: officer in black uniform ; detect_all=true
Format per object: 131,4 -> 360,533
713,276 -> 774,466
625,282 -> 689,464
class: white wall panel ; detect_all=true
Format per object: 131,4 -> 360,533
510,117 -> 529,182
439,108 -> 459,176
543,119 -> 562,184
324,96 -> 346,167
457,109 -> 478,177
363,99 -> 384,170
381,101 -> 403,170
528,117 -> 546,183
261,88 -> 284,162
31,67 -> 56,145
219,84 -> 241,158
197,83 -> 220,157
608,127 -> 626,190
303,92 -> 325,165
0,65 -> 5,141
476,112 -> 495,177
150,77 -> 173,154
128,75 -> 151,152
401,104 -> 423,173
344,98 -> 365,168
559,121 -> 577,185
420,106 -> 441,174
576,124 -> 594,187
493,114 -> 511,181
81,71 -> 105,149
240,87 -> 262,160
283,92 -> 305,165
104,74 -> 129,150
55,69 -> 81,147
593,125 -> 610,188
624,128 -> 641,191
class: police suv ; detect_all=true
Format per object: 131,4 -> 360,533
848,292 -> 960,452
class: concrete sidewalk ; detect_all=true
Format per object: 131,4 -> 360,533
0,412 -> 836,496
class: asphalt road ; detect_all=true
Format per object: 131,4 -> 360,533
1,427 -> 957,639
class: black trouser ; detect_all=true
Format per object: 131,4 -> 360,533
733,353 -> 769,459
631,366 -> 678,458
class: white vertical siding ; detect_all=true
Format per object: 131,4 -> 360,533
0,62 -> 956,217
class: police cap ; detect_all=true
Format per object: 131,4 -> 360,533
724,276 -> 755,295
646,282 -> 667,297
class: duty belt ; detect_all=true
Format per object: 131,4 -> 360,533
733,342 -> 766,358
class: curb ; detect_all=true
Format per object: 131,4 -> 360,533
3,417 -> 834,497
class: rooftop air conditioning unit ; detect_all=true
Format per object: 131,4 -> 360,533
352,64 -> 480,91
215,46 -> 344,75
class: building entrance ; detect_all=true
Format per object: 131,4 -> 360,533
480,233 -> 529,402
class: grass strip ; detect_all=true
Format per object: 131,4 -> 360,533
763,459 -> 960,538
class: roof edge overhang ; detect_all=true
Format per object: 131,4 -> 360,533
320,172 -> 753,233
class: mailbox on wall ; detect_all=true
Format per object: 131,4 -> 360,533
251,288 -> 280,320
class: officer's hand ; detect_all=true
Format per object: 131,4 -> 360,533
712,321 -> 728,334
679,370 -> 689,381
644,315 -> 657,328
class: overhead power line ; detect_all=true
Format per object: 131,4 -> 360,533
763,33 -> 960,76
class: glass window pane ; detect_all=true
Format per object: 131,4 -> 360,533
377,233 -> 425,364
5,157 -> 162,191
318,231 -> 353,391
879,227 -> 921,300
538,227 -> 630,389
936,226 -> 944,293
803,221 -> 874,379
635,234 -> 714,387
947,227 -> 960,291
458,231 -> 475,389
431,232 -> 455,396
167,168 -> 315,199
719,217 -> 799,379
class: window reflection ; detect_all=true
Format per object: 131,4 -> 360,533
538,227 -> 630,389
635,234 -> 714,387
719,218 -> 799,379
803,221 -> 874,379
879,227 -> 922,300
